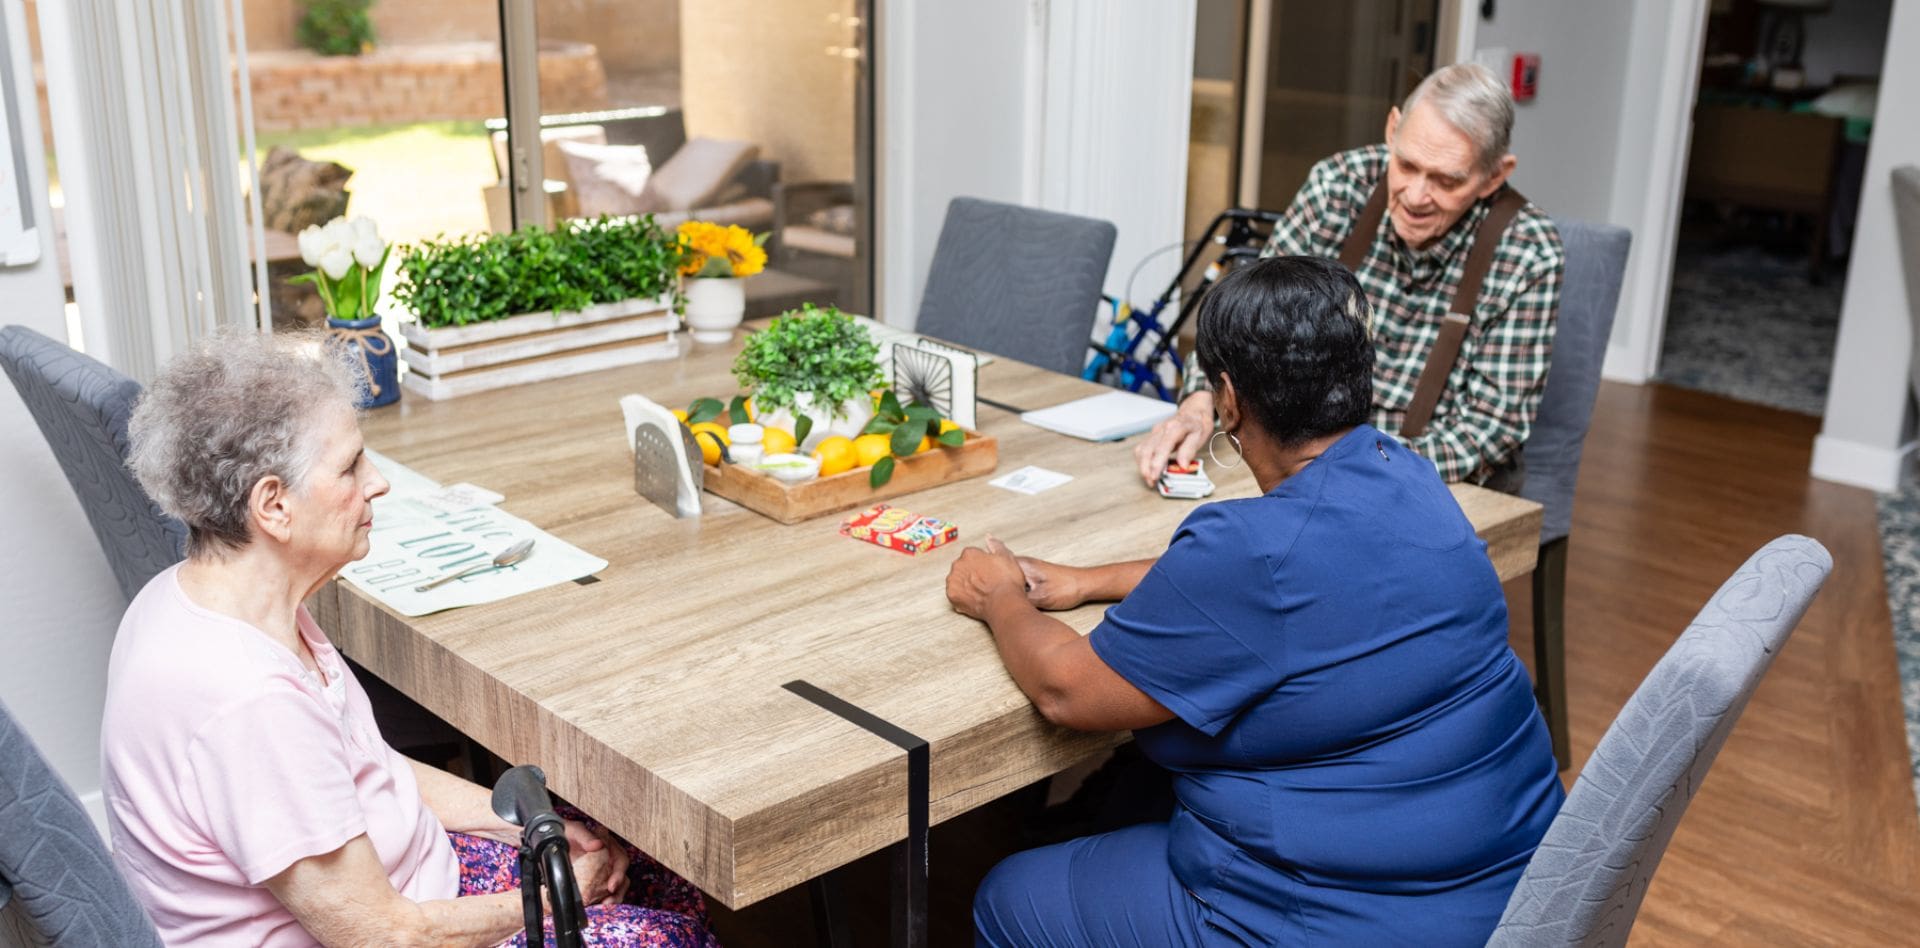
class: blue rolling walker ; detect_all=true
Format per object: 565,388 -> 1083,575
1084,208 -> 1285,401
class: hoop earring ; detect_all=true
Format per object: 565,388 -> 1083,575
1207,430 -> 1243,469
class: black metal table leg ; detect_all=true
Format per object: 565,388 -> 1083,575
785,680 -> 932,948
890,739 -> 930,948
809,870 -> 854,948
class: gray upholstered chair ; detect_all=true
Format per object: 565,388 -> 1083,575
0,699 -> 162,946
1519,221 -> 1633,769
915,197 -> 1118,376
1488,534 -> 1831,946
0,325 -> 186,601
1891,165 -> 1920,406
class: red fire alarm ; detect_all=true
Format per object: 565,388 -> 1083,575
1512,53 -> 1540,102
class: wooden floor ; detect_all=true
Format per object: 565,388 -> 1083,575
708,381 -> 1920,945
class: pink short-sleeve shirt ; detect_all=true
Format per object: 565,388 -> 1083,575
102,565 -> 460,946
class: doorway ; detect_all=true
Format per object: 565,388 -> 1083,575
1654,0 -> 1892,417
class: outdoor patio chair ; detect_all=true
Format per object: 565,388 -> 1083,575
916,197 -> 1117,377
1488,534 -> 1830,946
1519,220 -> 1632,768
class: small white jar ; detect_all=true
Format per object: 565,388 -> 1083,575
728,423 -> 765,465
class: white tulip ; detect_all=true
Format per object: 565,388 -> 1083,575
322,218 -> 354,249
319,246 -> 355,281
353,235 -> 385,268
350,216 -> 379,243
297,225 -> 323,267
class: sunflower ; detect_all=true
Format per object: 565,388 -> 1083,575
677,221 -> 768,278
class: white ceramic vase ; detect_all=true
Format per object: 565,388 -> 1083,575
684,277 -> 745,344
758,393 -> 875,453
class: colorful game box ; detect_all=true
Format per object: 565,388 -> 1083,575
840,503 -> 959,555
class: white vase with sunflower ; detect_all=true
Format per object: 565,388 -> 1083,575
678,220 -> 768,344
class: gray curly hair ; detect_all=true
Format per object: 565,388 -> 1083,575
129,330 -> 366,557
1400,62 -> 1515,173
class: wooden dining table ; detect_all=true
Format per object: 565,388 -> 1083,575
309,327 -> 1543,946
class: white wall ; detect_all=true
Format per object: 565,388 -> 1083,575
1471,1 -> 1639,224
878,0 -> 1036,329
1813,0 -> 1918,491
1472,0 -> 1709,384
878,0 -> 1195,336
0,0 -> 126,831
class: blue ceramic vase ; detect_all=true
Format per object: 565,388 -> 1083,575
326,314 -> 401,409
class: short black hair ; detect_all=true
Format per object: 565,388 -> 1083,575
1194,255 -> 1373,446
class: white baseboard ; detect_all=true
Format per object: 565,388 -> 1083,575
1810,435 -> 1917,493
1601,344 -> 1650,384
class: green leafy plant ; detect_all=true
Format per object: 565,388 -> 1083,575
859,390 -> 965,487
731,304 -> 884,421
392,215 -> 682,328
297,0 -> 376,57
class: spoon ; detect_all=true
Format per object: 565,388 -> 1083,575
413,539 -> 536,592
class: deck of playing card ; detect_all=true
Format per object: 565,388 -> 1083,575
1157,460 -> 1216,499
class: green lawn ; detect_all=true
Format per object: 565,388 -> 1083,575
252,120 -> 498,244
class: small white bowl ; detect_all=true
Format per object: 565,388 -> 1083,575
757,453 -> 821,483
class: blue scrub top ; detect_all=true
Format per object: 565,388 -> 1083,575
1090,424 -> 1565,944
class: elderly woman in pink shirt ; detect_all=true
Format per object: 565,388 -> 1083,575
101,333 -> 718,947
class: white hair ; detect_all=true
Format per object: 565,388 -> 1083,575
128,329 -> 365,557
1400,63 -> 1515,172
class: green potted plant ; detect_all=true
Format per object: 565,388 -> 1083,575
733,304 -> 885,451
388,215 -> 685,400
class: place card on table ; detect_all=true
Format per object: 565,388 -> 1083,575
341,452 -> 608,617
989,465 -> 1074,495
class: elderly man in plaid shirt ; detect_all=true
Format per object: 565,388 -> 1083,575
1137,62 -> 1564,490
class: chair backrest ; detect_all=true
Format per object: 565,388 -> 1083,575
915,197 -> 1117,376
1488,534 -> 1831,947
1520,220 -> 1632,544
1889,165 -> 1920,403
0,699 -> 162,947
0,326 -> 185,601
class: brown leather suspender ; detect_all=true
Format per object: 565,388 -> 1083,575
1335,181 -> 1529,439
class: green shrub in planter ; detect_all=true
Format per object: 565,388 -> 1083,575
393,216 -> 682,328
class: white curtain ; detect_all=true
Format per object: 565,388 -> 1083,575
37,0 -> 266,382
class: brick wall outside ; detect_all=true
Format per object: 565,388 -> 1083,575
245,41 -> 608,131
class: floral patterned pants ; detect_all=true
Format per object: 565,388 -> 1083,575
449,807 -> 720,948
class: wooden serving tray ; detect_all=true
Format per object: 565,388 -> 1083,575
703,432 -> 999,524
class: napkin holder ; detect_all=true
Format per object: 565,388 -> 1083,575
621,394 -> 703,518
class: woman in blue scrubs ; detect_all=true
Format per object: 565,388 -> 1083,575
946,255 -> 1564,946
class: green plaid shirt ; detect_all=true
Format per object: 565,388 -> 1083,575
1185,144 -> 1564,483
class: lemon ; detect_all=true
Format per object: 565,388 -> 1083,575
938,419 -> 960,435
673,408 -> 689,423
761,427 -> 797,457
852,433 -> 892,468
812,436 -> 856,477
688,421 -> 730,466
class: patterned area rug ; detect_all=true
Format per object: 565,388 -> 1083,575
1656,240 -> 1842,416
1875,481 -> 1920,809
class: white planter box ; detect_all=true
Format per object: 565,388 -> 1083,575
398,295 -> 680,400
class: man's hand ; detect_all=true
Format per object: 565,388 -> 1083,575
1015,556 -> 1085,611
1134,392 -> 1214,486
946,538 -> 1031,621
